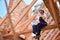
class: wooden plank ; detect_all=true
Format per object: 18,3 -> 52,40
3,12 -> 37,37
15,12 -> 37,32
44,29 -> 55,40
4,0 -> 20,40
47,29 -> 59,40
2,0 -> 60,37
52,31 -> 60,40
9,0 -> 14,8
51,0 -> 60,23
55,35 -> 60,40
0,32 -> 4,40
0,0 -> 22,26
43,0 -> 55,21
40,30 -> 50,40
58,0 -> 60,3
3,23 -> 60,38
14,0 -> 37,28
43,0 -> 59,25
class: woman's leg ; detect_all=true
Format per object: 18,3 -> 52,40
32,25 -> 37,34
32,25 -> 37,39
36,23 -> 43,40
32,38 -> 36,40
32,33 -> 36,40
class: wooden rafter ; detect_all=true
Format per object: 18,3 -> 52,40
0,0 -> 60,40
9,0 -> 14,8
0,32 -> 4,40
51,0 -> 60,23
4,0 -> 20,40
43,0 -> 59,25
14,0 -> 37,28
52,31 -> 60,40
0,0 -> 22,26
58,0 -> 60,3
3,12 -> 37,37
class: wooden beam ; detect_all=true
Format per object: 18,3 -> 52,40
52,31 -> 60,40
55,35 -> 60,40
54,0 -> 58,2
3,29 -> 32,37
51,0 -> 60,23
15,12 -> 37,32
4,0 -> 20,40
43,0 -> 59,25
20,24 -> 60,33
3,23 -> 60,38
58,0 -> 60,3
49,0 -> 59,24
43,0 -> 55,21
14,0 -> 37,28
9,0 -> 14,8
40,30 -> 50,40
47,29 -> 59,40
42,24 -> 60,30
15,5 -> 46,32
0,32 -> 4,40
0,0 -> 22,26
44,29 -> 54,40
18,5 -> 46,31
1,0 -> 37,33
2,0 -> 60,37
3,12 -> 37,37
0,29 -> 3,32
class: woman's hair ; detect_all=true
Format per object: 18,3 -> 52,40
39,17 -> 46,22
39,10 -> 44,15
39,17 -> 44,21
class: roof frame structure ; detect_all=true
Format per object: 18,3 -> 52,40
0,0 -> 60,40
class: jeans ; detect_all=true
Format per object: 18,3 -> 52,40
32,22 -> 47,36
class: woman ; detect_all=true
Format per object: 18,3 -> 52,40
32,10 -> 47,40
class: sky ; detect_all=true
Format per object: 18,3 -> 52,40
0,0 -> 59,17
0,0 -> 9,17
0,0 -> 43,17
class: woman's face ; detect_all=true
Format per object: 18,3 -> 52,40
39,10 -> 44,15
42,15 -> 46,19
39,10 -> 46,19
